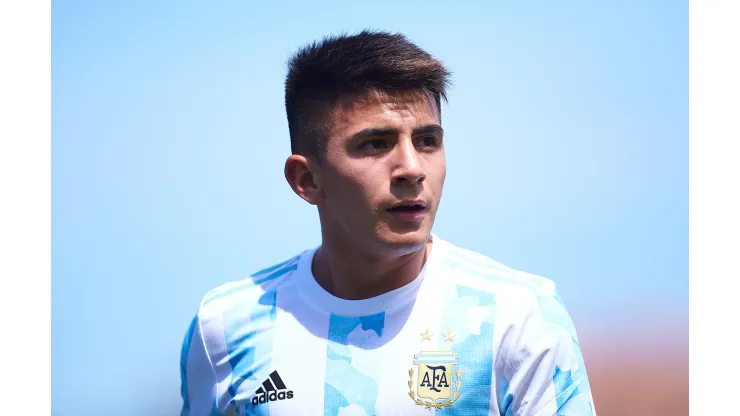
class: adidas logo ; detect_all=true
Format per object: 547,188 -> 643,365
251,370 -> 294,406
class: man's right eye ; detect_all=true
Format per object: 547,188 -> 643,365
358,139 -> 388,150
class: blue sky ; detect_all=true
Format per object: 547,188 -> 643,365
52,1 -> 686,414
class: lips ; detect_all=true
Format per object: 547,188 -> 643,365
387,202 -> 428,212
386,201 -> 429,221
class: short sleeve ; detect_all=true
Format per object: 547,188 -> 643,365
180,314 -> 219,416
499,290 -> 596,416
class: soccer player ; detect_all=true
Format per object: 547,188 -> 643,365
180,30 -> 596,415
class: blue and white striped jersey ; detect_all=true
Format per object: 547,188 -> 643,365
180,235 -> 596,415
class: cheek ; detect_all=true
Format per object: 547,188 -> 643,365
427,160 -> 447,189
325,170 -> 376,206
348,176 -> 383,206
436,162 -> 447,181
334,162 -> 385,197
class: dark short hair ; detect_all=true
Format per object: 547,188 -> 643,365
284,30 -> 452,156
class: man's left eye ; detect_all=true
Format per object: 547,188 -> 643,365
418,136 -> 438,147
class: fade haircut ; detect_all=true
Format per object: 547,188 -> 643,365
284,30 -> 452,156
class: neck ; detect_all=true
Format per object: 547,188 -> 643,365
312,233 -> 432,301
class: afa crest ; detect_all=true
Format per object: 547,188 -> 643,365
408,350 -> 462,410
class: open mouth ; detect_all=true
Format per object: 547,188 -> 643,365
388,204 -> 426,212
387,202 -> 429,217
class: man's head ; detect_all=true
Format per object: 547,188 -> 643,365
283,31 -> 451,256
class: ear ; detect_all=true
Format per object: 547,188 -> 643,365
284,154 -> 325,206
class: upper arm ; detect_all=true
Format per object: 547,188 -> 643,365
180,313 -> 219,416
498,290 -> 596,416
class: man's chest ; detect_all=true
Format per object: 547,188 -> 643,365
218,294 -> 501,416
225,338 -> 496,415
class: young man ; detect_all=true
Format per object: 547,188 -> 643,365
180,31 -> 596,416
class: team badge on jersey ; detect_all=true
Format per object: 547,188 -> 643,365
408,350 -> 462,409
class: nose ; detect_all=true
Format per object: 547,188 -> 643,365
391,139 -> 426,186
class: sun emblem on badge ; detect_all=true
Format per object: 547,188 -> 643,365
408,331 -> 463,410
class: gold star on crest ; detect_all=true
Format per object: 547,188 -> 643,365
442,330 -> 456,343
420,329 -> 433,342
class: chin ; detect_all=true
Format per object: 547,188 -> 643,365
375,226 -> 431,254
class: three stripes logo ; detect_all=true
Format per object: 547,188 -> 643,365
251,370 -> 294,406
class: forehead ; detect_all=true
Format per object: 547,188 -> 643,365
328,89 -> 440,135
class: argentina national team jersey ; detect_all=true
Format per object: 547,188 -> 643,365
180,235 -> 596,415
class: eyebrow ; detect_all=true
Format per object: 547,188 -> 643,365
349,124 -> 444,141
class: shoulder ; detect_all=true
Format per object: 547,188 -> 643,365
435,239 -> 594,414
434,237 -> 575,329
435,237 -> 557,300
195,252 -> 303,321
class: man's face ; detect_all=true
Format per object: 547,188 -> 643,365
315,89 -> 446,254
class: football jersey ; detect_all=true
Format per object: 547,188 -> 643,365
179,235 -> 596,415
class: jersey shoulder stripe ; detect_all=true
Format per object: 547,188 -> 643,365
200,255 -> 300,308
441,243 -> 556,297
